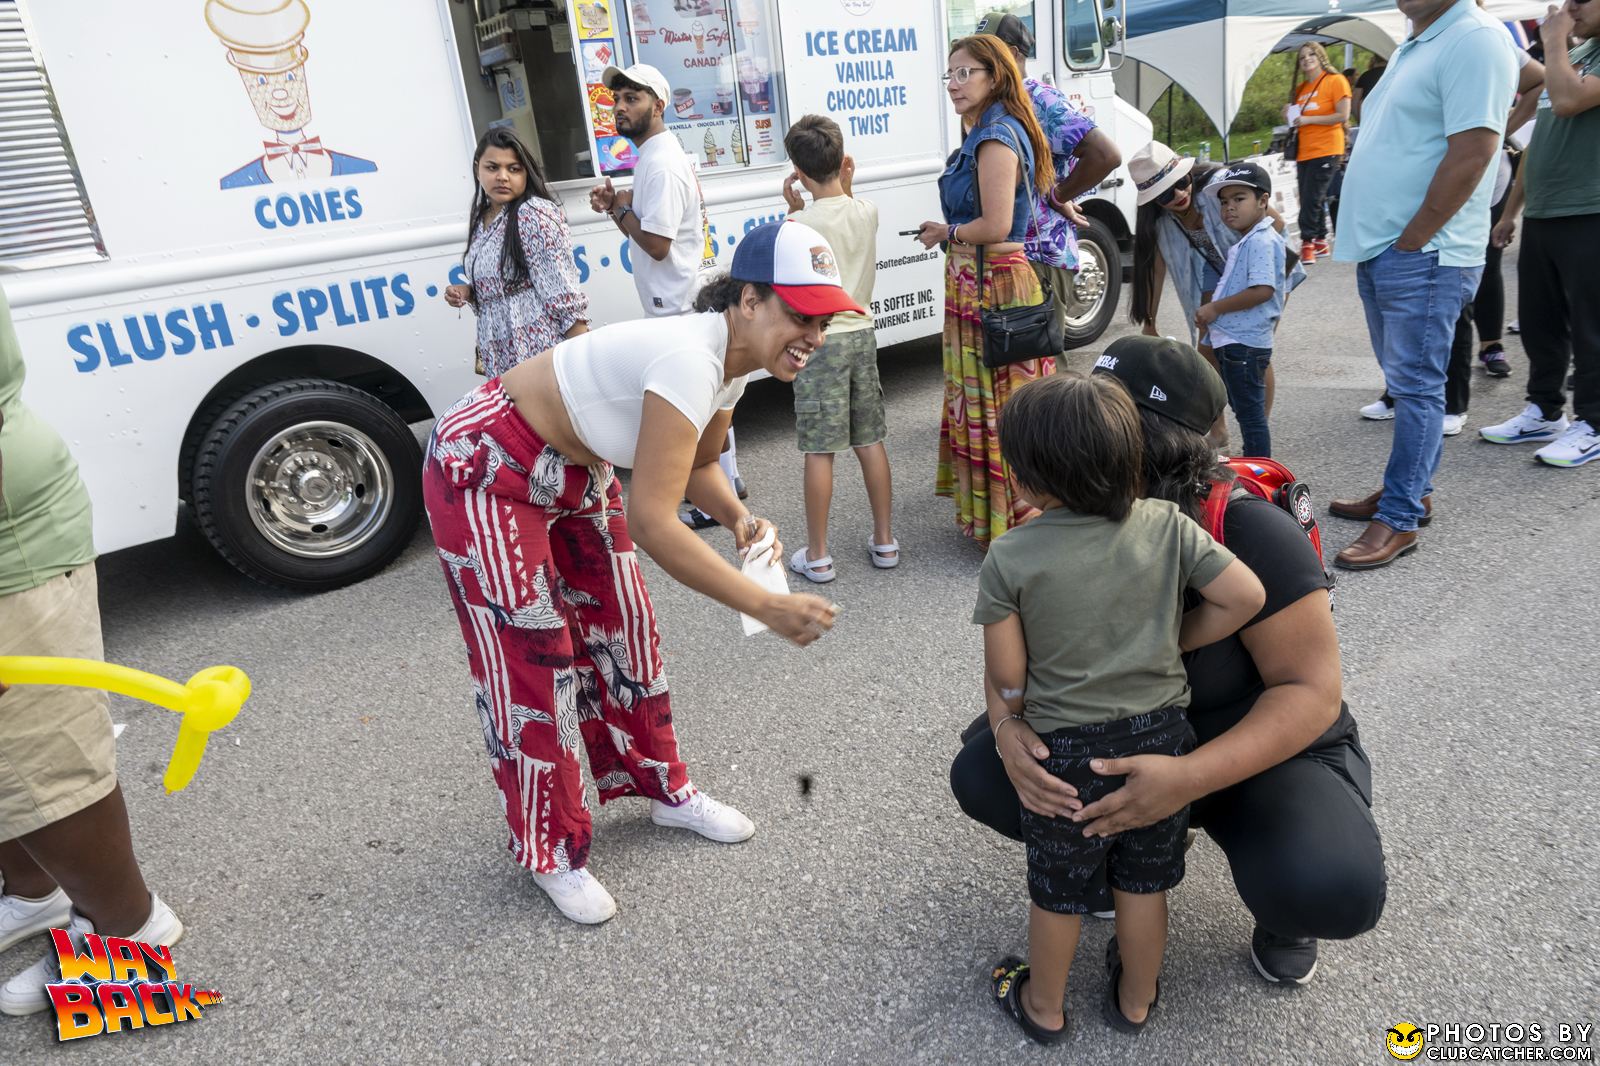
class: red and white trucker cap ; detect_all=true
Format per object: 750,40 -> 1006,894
730,220 -> 868,317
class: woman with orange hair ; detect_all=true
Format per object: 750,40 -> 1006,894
917,35 -> 1056,547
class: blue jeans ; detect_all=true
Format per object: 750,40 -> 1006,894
1216,343 -> 1273,457
1355,246 -> 1481,532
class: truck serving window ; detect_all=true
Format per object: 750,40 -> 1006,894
0,0 -> 106,270
1062,0 -> 1105,71
470,3 -> 600,183
943,1 -> 1037,53
594,0 -> 790,176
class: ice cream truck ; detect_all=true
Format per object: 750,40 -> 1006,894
3,0 -> 1148,590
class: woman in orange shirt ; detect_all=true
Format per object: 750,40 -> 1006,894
1286,43 -> 1351,265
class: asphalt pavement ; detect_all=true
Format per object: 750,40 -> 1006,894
2,249 -> 1596,1064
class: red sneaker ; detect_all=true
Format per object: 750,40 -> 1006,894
1300,244 -> 1317,265
1313,238 -> 1332,258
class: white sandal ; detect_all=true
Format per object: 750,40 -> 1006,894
789,547 -> 836,583
867,537 -> 900,569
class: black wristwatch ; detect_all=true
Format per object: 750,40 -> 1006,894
611,203 -> 634,225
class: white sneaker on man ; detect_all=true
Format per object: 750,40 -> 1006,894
0,887 -> 71,954
1534,420 -> 1600,467
0,893 -> 183,1016
1441,413 -> 1466,436
1359,399 -> 1395,421
531,867 -> 617,925
651,792 -> 755,843
1480,403 -> 1569,444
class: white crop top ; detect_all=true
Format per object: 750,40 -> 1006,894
553,312 -> 749,469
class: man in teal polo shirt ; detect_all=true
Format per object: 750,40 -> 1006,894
1481,0 -> 1600,467
1326,0 -> 1516,569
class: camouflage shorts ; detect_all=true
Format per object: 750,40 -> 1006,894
792,328 -> 886,453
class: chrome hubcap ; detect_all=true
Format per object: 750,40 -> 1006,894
1065,241 -> 1109,329
246,421 -> 393,558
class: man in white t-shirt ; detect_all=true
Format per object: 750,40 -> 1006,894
590,63 -> 715,316
591,63 -> 745,524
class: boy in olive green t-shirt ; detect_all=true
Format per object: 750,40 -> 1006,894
975,373 -> 1263,1045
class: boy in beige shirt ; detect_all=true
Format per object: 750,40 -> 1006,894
780,115 -> 896,582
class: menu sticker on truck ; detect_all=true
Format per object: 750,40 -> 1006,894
581,39 -> 618,81
575,0 -> 616,40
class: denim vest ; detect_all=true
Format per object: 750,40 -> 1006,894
939,104 -> 1036,243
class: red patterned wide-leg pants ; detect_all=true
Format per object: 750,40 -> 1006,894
422,383 -> 694,874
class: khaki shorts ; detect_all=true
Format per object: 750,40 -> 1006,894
0,565 -> 117,841
792,329 -> 887,454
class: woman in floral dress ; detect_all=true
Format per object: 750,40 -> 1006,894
445,129 -> 589,376
916,36 -> 1056,547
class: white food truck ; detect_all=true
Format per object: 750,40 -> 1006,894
3,0 -> 1150,589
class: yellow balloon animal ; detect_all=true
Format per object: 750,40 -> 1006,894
0,658 -> 248,794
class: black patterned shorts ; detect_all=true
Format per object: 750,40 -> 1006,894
1019,707 -> 1196,914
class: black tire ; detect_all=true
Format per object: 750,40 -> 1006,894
190,379 -> 423,591
1061,215 -> 1122,350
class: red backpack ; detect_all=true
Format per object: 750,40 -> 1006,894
1200,456 -> 1326,564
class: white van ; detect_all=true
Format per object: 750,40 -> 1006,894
3,0 -> 1148,589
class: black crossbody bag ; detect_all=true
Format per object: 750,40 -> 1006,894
973,150 -> 1062,368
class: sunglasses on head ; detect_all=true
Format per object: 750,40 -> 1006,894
1155,173 -> 1193,208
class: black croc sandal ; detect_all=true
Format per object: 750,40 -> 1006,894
1102,937 -> 1160,1034
990,956 -> 1069,1046
678,508 -> 720,530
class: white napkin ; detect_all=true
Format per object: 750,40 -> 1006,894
738,525 -> 789,636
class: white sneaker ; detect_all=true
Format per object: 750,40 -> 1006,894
1359,399 -> 1395,421
0,893 -> 182,1016
1480,403 -> 1568,444
1534,420 -> 1600,467
651,791 -> 755,843
0,887 -> 71,954
531,867 -> 617,925
1442,413 -> 1466,437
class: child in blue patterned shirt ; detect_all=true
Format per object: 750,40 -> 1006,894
1195,162 -> 1286,457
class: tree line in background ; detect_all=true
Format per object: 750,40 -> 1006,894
1149,45 -> 1381,161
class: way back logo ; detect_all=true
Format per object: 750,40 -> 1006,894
45,930 -> 222,1042
206,0 -> 377,189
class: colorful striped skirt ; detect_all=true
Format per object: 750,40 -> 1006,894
937,246 -> 1056,546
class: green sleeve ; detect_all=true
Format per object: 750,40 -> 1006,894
972,548 -> 1019,625
1177,509 -> 1236,589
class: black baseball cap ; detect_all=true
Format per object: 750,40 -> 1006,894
1089,335 -> 1226,435
1205,161 -> 1273,197
975,11 -> 1034,55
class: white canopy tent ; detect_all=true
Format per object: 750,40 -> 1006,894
1112,0 -> 1549,156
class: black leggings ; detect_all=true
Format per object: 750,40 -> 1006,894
950,714 -> 1388,941
1297,156 -> 1339,242
1473,163 -> 1513,344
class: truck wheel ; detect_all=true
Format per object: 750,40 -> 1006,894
1061,216 -> 1122,349
190,379 -> 422,591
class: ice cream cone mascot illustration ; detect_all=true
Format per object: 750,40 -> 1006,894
207,0 -> 377,189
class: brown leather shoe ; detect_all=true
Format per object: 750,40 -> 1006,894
1334,521 -> 1419,570
1327,489 -> 1432,527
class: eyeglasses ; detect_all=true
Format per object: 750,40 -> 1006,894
1154,173 -> 1193,208
942,65 -> 992,85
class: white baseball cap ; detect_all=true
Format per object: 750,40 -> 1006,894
602,63 -> 672,103
731,221 -> 867,316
